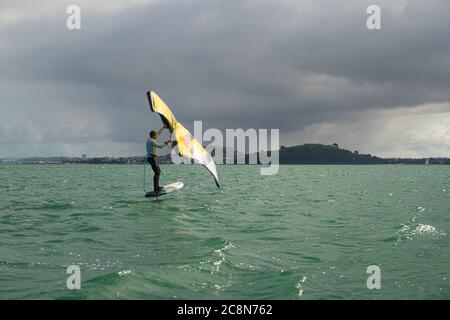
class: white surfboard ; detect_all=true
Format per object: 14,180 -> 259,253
145,182 -> 184,198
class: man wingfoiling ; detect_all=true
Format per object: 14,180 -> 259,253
146,126 -> 170,193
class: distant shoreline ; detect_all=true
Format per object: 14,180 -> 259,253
2,144 -> 449,165
2,162 -> 449,166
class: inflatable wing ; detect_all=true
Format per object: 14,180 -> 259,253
147,91 -> 220,188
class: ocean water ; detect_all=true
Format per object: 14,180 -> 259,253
0,164 -> 449,300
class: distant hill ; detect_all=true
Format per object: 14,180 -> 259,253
277,143 -> 387,164
257,143 -> 450,165
211,143 -> 386,164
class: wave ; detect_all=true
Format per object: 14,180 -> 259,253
398,223 -> 446,241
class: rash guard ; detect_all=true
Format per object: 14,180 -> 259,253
146,127 -> 165,156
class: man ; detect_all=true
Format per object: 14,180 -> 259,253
146,126 -> 170,193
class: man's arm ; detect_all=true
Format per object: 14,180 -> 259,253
153,140 -> 166,149
155,126 -> 165,138
153,138 -> 170,149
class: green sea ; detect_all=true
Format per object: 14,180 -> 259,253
0,164 -> 449,299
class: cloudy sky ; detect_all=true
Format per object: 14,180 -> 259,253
1,0 -> 449,158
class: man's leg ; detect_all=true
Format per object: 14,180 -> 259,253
148,156 -> 161,192
154,162 -> 161,191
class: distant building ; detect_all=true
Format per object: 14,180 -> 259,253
82,154 -> 88,160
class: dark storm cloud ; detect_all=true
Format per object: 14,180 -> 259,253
1,0 -> 450,157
